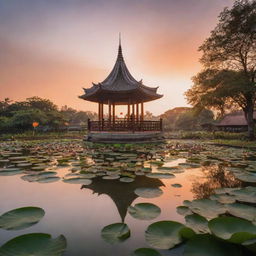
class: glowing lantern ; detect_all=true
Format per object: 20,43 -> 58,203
32,122 -> 39,128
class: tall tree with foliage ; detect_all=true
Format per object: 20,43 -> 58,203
185,0 -> 256,139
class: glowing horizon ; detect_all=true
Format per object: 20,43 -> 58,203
0,0 -> 235,115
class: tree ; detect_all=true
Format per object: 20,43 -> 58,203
175,109 -> 214,131
9,109 -> 48,131
26,97 -> 58,112
185,0 -> 256,139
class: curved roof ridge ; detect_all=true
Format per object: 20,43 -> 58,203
100,44 -> 138,88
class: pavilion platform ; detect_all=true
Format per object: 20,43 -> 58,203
86,131 -> 164,143
86,119 -> 164,143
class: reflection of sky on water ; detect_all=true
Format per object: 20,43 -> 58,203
0,156 -> 243,256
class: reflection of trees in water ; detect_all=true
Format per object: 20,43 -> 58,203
191,164 -> 243,199
81,176 -> 164,222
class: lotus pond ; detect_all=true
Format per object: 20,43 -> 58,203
0,139 -> 256,256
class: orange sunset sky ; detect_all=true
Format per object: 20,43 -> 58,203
0,0 -> 235,115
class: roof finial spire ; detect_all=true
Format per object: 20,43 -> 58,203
118,32 -> 123,60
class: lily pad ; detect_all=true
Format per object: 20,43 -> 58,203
38,171 -> 57,177
0,207 -> 45,230
233,171 -> 256,183
62,177 -> 92,185
209,216 -> 256,243
186,199 -> 226,219
226,203 -> 256,223
185,214 -> 209,233
21,174 -> 39,182
135,187 -> 163,198
101,223 -> 130,244
128,203 -> 161,220
120,177 -> 134,183
176,206 -> 192,216
0,233 -> 67,256
229,187 -> 256,203
146,173 -> 175,179
145,221 -> 186,249
131,248 -> 162,256
37,176 -> 60,183
184,234 -> 242,256
210,194 -> 236,204
171,183 -> 182,188
0,168 -> 22,176
102,175 -> 120,180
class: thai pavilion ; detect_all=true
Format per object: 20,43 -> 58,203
79,40 -> 164,142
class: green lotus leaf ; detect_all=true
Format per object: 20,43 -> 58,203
37,176 -> 60,183
131,248 -> 162,256
214,187 -> 238,194
176,206 -> 192,216
146,173 -> 175,179
128,203 -> 161,220
101,223 -> 130,244
134,187 -> 163,198
38,171 -> 57,177
171,183 -> 182,188
226,203 -> 256,223
0,233 -> 67,256
62,177 -> 92,185
79,173 -> 96,179
149,161 -> 164,166
184,234 -> 242,256
209,216 -> 256,243
185,214 -> 209,233
0,207 -> 45,230
210,194 -> 236,204
120,177 -> 134,183
16,163 -> 32,167
102,175 -> 120,180
230,187 -> 256,203
31,166 -> 48,171
145,221 -> 185,249
135,171 -> 145,176
187,199 -> 226,219
21,174 -> 39,182
0,168 -> 22,176
233,171 -> 256,183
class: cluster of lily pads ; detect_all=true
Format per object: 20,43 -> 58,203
0,206 -> 66,255
1,140 -> 256,255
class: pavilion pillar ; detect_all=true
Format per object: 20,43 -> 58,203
141,102 -> 144,121
108,100 -> 111,122
136,103 -> 139,122
112,103 -> 115,123
101,103 -> 104,120
98,103 -> 101,121
132,104 -> 135,120
127,102 -> 130,120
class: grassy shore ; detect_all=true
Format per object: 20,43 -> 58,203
0,131 -> 85,141
1,130 -> 256,150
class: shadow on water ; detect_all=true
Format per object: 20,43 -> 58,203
81,176 -> 164,222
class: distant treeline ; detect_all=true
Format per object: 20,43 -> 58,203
0,97 -> 215,133
160,107 -> 214,131
0,97 -> 97,133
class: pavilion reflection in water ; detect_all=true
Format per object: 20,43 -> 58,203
81,176 -> 164,222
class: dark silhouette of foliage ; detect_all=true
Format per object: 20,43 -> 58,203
186,0 -> 256,139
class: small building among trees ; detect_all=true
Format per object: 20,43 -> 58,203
216,111 -> 256,132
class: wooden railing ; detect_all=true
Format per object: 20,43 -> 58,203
87,119 -> 163,132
